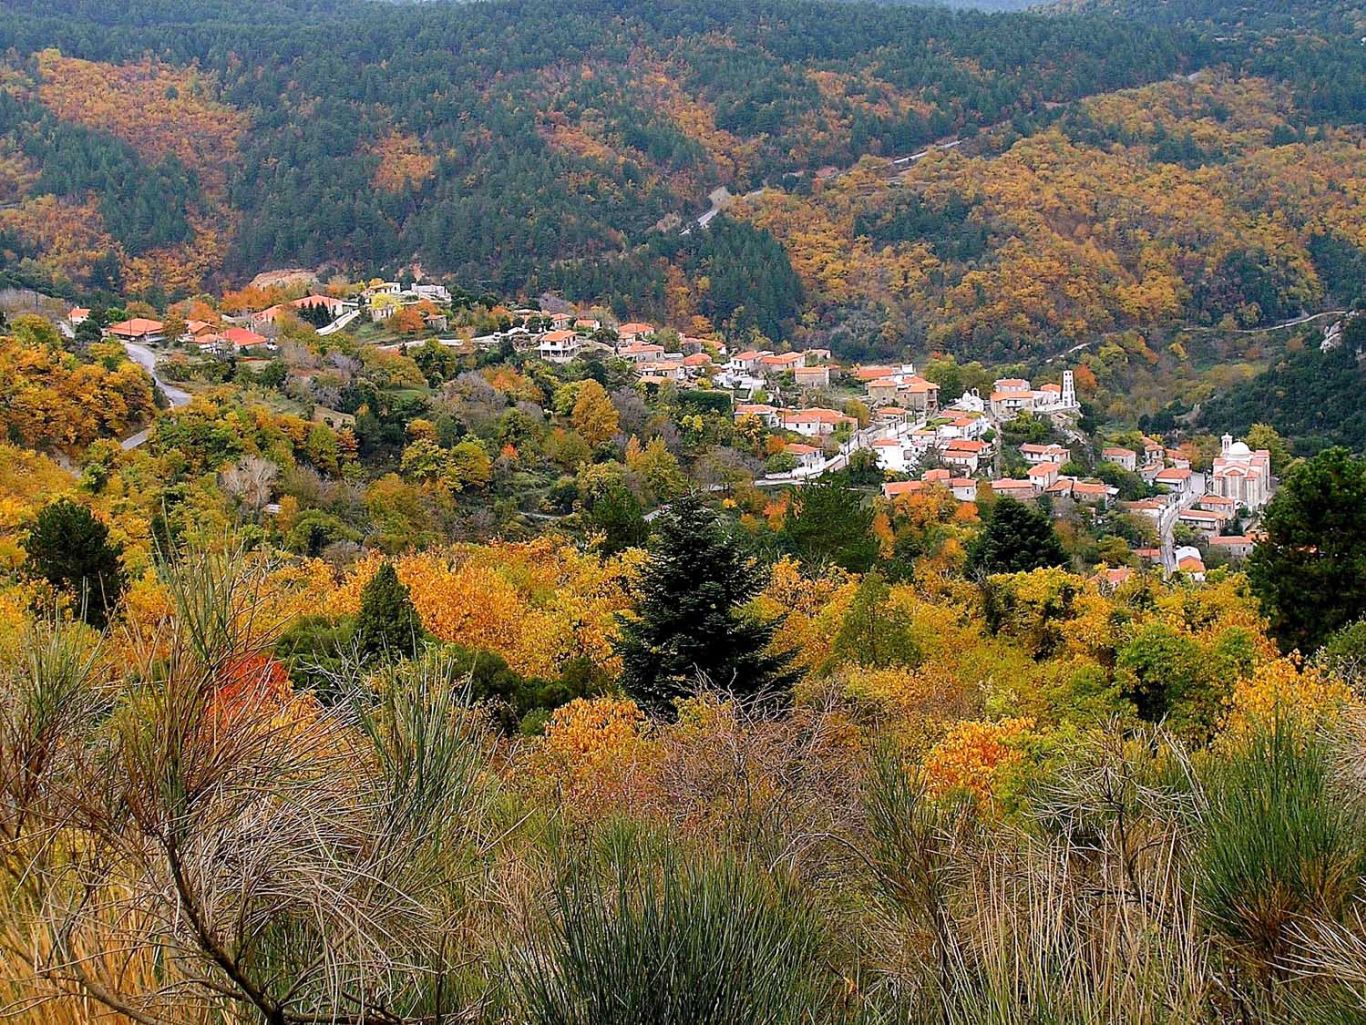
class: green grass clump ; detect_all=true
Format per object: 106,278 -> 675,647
514,842 -> 833,1025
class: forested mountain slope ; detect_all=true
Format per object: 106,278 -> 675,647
1197,317 -> 1366,454
0,0 -> 1199,297
0,0 -> 1358,356
721,74 -> 1362,359
1055,0 -> 1363,31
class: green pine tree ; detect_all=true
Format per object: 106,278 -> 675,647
967,497 -> 1067,576
588,484 -> 649,557
354,562 -> 424,662
782,479 -> 878,572
1248,447 -> 1366,654
24,498 -> 125,628
614,494 -> 797,717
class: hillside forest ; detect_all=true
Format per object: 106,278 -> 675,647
0,0 -> 1359,362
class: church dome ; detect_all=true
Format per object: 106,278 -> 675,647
1228,441 -> 1251,457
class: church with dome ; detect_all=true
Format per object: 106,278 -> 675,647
1211,435 -> 1274,512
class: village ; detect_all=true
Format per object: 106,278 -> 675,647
68,277 -> 1274,581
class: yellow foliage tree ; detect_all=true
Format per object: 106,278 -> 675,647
571,379 -> 619,447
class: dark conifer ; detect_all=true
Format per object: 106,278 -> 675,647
354,562 -> 424,662
615,494 -> 797,717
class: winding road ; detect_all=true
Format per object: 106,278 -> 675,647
120,341 -> 190,450
686,137 -> 963,234
1046,310 -> 1348,364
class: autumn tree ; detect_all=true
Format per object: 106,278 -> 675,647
1249,447 -> 1366,654
1245,423 -> 1292,474
967,498 -> 1067,576
615,494 -> 796,716
24,498 -> 125,627
571,379 -> 620,447
400,438 -> 491,493
392,306 -> 427,334
162,311 -> 188,345
832,571 -> 919,668
625,436 -> 686,504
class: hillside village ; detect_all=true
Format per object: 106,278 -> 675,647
52,273 -> 1278,581
3,0 -> 1366,1021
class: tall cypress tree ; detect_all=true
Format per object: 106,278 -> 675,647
354,563 -> 424,663
614,495 -> 797,717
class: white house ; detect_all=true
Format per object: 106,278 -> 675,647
410,283 -> 451,304
729,350 -> 767,374
1175,546 -> 1206,581
1020,443 -> 1070,465
538,330 -> 581,363
785,443 -> 825,472
1026,461 -> 1063,489
1155,467 -> 1197,496
781,408 -> 857,437
735,403 -> 781,427
1102,447 -> 1138,472
942,439 -> 985,475
871,437 -> 911,473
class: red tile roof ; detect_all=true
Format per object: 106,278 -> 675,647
222,327 -> 269,347
883,481 -> 926,498
108,317 -> 164,337
854,366 -> 896,381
